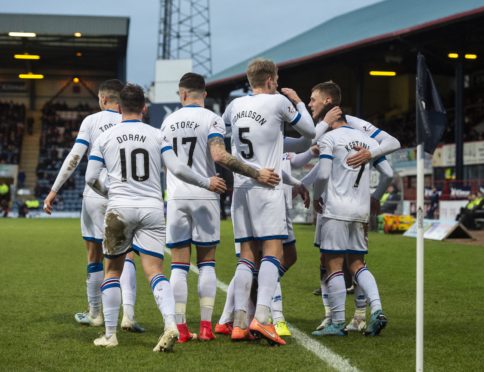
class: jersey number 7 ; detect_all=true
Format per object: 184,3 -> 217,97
173,137 -> 197,167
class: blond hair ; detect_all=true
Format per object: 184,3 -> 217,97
246,58 -> 277,88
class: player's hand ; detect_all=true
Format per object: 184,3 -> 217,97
256,168 -> 280,187
347,145 -> 371,168
43,191 -> 57,215
323,106 -> 342,126
292,184 -> 310,208
314,197 -> 323,214
370,196 -> 381,216
310,144 -> 319,157
208,176 -> 227,194
281,88 -> 302,104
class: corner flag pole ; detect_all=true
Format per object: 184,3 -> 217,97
416,56 -> 425,372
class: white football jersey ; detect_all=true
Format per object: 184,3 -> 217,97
318,125 -> 379,223
281,152 -> 294,209
90,120 -> 167,208
161,105 -> 225,200
223,94 -> 300,189
76,109 -> 122,198
346,115 -> 381,140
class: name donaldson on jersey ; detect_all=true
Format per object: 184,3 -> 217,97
344,141 -> 370,153
116,134 -> 147,144
232,110 -> 267,126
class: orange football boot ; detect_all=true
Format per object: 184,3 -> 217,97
249,318 -> 286,345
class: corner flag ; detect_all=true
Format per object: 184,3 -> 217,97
416,53 -> 447,154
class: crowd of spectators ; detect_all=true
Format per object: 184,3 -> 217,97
0,101 -> 26,164
35,102 -> 95,211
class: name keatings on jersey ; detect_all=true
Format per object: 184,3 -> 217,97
116,134 -> 146,144
170,121 -> 200,131
99,122 -> 117,132
232,110 -> 267,126
345,141 -> 370,152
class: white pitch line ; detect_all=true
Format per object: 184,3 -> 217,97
168,251 -> 359,372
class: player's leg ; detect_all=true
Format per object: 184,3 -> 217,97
315,252 -> 332,331
133,207 -> 179,351
231,188 -> 257,340
120,251 -> 144,332
192,199 -> 220,340
76,197 -> 104,326
170,245 -> 194,342
232,241 -> 258,340
196,245 -> 216,340
345,253 -> 367,332
347,222 -> 387,336
93,253 -> 126,348
93,207 -> 135,347
215,243 -> 239,335
312,219 -> 348,337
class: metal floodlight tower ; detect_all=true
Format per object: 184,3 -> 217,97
158,0 -> 213,77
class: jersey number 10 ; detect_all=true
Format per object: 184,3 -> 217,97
120,148 -> 149,182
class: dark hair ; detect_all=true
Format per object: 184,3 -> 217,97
311,81 -> 342,105
120,84 -> 145,114
98,79 -> 124,103
179,72 -> 206,92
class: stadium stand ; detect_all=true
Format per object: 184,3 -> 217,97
35,102 -> 95,211
0,101 -> 25,164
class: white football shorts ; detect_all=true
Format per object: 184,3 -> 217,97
318,217 -> 368,254
166,199 -> 220,248
103,206 -> 165,259
232,188 -> 288,242
81,195 -> 107,244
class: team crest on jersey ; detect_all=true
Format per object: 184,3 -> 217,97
288,106 -> 296,114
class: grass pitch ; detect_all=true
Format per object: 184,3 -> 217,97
1,218 -> 483,371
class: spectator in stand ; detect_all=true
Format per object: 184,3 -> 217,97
18,169 -> 26,189
426,187 -> 440,219
380,185 -> 400,214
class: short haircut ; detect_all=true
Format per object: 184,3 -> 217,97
311,81 -> 342,105
179,72 -> 206,92
98,79 -> 124,103
120,84 -> 145,114
246,58 -> 277,88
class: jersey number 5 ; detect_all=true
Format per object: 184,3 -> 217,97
120,148 -> 149,182
173,137 -> 197,167
238,128 -> 254,159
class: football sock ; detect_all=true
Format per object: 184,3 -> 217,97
355,266 -> 382,314
87,262 -> 103,318
255,256 -> 280,324
233,259 -> 255,326
197,260 -> 216,322
326,271 -> 346,323
218,276 -> 235,324
170,262 -> 190,324
320,266 -> 331,318
151,274 -> 177,330
101,277 -> 121,337
120,258 -> 136,321
271,281 -> 284,323
354,282 -> 367,319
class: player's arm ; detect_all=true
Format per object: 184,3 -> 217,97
313,137 -> 334,213
43,136 -> 89,214
346,115 -> 401,167
281,88 -> 315,139
282,110 -> 332,153
370,156 -> 394,215
281,169 -> 310,208
85,156 -> 108,198
290,145 -> 319,169
208,135 -> 280,187
161,147 -> 226,193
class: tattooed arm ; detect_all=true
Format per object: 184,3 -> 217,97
208,136 -> 280,187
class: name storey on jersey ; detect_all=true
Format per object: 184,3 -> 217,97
345,141 -> 370,152
99,122 -> 117,132
232,110 -> 267,126
116,134 -> 146,144
170,121 -> 200,131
